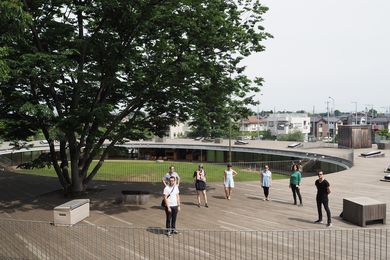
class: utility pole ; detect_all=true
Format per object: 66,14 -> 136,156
257,101 -> 260,140
352,102 -> 358,125
228,117 -> 232,163
328,96 -> 335,140
326,100 -> 330,138
365,106 -> 368,125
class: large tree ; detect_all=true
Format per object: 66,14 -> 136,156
0,0 -> 270,193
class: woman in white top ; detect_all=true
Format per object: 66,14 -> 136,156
260,164 -> 272,201
224,163 -> 238,200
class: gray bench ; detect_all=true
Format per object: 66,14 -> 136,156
343,197 -> 386,227
54,199 -> 90,226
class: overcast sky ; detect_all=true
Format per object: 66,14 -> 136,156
243,0 -> 390,114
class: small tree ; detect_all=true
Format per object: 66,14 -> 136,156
277,131 -> 304,142
378,129 -> 390,140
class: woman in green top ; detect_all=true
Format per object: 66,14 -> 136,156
289,164 -> 302,206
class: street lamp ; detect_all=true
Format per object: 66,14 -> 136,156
328,97 -> 335,115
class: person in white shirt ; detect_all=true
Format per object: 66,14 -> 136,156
162,165 -> 180,186
224,163 -> 238,200
163,176 -> 181,236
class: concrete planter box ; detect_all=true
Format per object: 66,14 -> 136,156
54,199 -> 90,226
120,190 -> 150,205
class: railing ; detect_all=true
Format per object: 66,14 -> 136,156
0,219 -> 388,260
0,145 -> 352,182
0,156 -> 12,169
10,159 -> 296,183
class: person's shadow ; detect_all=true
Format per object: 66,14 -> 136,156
288,217 -> 315,224
247,196 -> 262,200
146,227 -> 165,235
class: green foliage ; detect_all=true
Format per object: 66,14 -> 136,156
277,131 -> 304,142
239,130 -> 274,140
0,0 -> 270,193
17,153 -> 52,169
378,129 -> 390,140
334,110 -> 342,116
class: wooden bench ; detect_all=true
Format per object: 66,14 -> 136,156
343,197 -> 386,227
54,199 -> 90,226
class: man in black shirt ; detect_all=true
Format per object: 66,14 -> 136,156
314,170 -> 332,227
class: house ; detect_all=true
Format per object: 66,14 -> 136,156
239,116 -> 267,132
371,117 -> 390,132
264,113 -> 311,140
342,112 -> 369,125
310,116 -> 343,140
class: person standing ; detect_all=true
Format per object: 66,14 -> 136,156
224,163 -> 238,200
193,164 -> 208,207
289,164 -> 302,206
163,176 -> 181,236
162,165 -> 180,186
314,170 -> 332,227
260,164 -> 272,201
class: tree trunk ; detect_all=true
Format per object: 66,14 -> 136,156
71,178 -> 85,194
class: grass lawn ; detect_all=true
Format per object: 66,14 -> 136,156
16,160 -> 288,183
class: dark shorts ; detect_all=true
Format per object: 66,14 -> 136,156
195,180 -> 206,191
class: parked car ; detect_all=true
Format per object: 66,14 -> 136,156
322,137 -> 333,142
237,136 -> 250,141
287,142 -> 302,148
234,140 -> 249,145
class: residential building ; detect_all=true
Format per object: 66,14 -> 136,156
371,117 -> 390,132
310,116 -> 343,140
239,116 -> 267,132
264,113 -> 311,140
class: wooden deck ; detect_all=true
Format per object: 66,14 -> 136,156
1,146 -> 389,231
1,146 -> 390,259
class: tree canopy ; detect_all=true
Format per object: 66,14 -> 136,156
0,0 -> 270,193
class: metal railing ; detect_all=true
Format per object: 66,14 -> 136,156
0,219 -> 388,260
0,146 -> 352,182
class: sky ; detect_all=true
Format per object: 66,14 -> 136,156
243,0 -> 390,114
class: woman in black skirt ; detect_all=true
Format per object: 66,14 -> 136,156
193,164 -> 208,207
